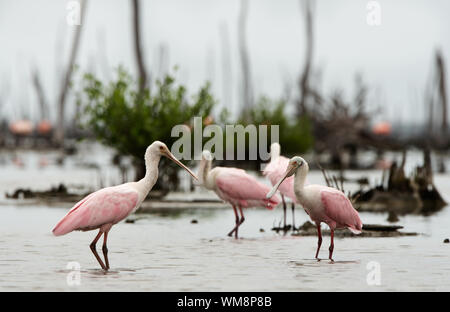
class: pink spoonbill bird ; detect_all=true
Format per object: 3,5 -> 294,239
266,156 -> 362,261
198,150 -> 280,238
52,141 -> 198,270
263,142 -> 298,229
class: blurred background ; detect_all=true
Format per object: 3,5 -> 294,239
1,0 -> 450,292
0,0 -> 449,192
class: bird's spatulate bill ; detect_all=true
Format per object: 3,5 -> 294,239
266,163 -> 296,199
165,151 -> 199,180
266,176 -> 286,199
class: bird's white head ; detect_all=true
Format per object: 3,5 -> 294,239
145,141 -> 198,180
266,156 -> 308,199
289,156 -> 308,173
146,141 -> 169,157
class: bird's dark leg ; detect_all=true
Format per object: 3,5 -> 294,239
235,206 -> 245,239
90,230 -> 107,270
329,229 -> 335,262
291,203 -> 296,230
315,224 -> 322,261
102,231 -> 110,270
227,205 -> 240,237
281,195 -> 287,229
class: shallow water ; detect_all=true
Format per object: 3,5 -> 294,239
0,147 -> 450,291
0,202 -> 449,292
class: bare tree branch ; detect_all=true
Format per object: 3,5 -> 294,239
31,68 -> 49,121
54,0 -> 88,146
132,0 -> 148,93
297,0 -> 315,117
238,0 -> 253,117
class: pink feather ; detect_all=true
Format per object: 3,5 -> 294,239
320,189 -> 362,234
215,169 -> 280,209
52,185 -> 139,236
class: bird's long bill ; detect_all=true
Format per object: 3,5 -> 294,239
266,163 -> 296,199
165,151 -> 199,181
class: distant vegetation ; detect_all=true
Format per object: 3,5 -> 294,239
238,96 -> 314,157
78,67 -> 314,189
78,67 -> 215,189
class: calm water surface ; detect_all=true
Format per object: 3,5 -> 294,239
0,203 -> 449,291
0,147 -> 449,291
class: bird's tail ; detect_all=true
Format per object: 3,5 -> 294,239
52,196 -> 91,236
52,215 -> 78,236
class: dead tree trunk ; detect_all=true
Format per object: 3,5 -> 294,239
219,21 -> 233,114
131,0 -> 148,94
436,50 -> 448,138
297,0 -> 315,117
32,68 -> 49,121
54,0 -> 88,146
156,43 -> 169,80
238,0 -> 253,118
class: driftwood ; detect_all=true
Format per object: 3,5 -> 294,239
4,184 -> 170,204
352,149 -> 446,216
5,184 -> 74,200
291,221 -> 418,238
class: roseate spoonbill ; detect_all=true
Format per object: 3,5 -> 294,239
263,143 -> 297,229
267,156 -> 362,261
198,150 -> 280,238
52,141 -> 198,270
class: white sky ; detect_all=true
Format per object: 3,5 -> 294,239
0,0 -> 449,124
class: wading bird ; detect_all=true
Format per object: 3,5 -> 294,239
266,156 -> 362,261
263,143 -> 297,229
52,141 -> 198,270
198,150 -> 280,238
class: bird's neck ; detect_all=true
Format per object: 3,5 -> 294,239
294,166 -> 308,197
138,155 -> 161,193
198,158 -> 213,189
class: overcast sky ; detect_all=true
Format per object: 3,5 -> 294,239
0,0 -> 449,125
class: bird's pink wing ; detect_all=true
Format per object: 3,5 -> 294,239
52,186 -> 139,236
321,189 -> 362,233
216,170 -> 280,208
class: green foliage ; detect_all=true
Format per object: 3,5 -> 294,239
79,67 -> 215,163
238,96 -> 314,156
77,66 -> 312,188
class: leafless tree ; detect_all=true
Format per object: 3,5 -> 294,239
426,49 -> 448,146
219,21 -> 233,114
97,28 -> 111,81
131,0 -> 148,93
54,0 -> 88,146
436,50 -> 448,135
156,43 -> 169,80
31,68 -> 49,121
297,0 -> 315,117
238,0 -> 253,118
